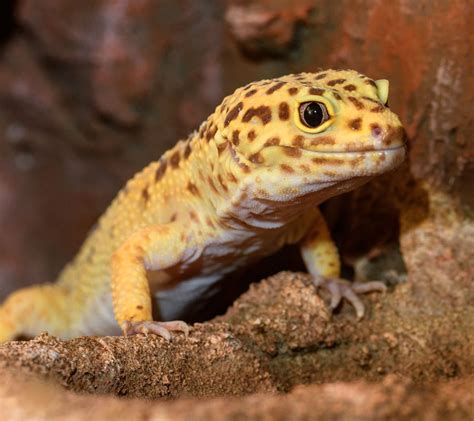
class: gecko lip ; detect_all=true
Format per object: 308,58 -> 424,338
299,144 -> 406,154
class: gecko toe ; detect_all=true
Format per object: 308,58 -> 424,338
122,320 -> 191,341
311,276 -> 386,319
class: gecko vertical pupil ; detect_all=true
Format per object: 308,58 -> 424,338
299,102 -> 329,128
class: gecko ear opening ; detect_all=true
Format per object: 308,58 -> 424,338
375,79 -> 389,105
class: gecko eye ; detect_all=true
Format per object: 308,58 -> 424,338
299,102 -> 329,128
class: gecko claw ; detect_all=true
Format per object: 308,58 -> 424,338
122,320 -> 191,341
312,275 -> 386,319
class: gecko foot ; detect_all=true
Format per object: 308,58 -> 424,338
122,320 -> 191,341
311,275 -> 387,319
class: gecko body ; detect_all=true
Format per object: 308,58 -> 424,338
0,70 -> 406,341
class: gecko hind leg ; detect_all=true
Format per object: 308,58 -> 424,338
311,276 -> 386,319
122,320 -> 191,341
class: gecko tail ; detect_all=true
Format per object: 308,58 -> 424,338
0,284 -> 71,342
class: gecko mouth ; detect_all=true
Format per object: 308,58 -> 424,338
299,144 -> 406,154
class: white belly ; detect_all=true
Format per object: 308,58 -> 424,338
155,273 -> 224,321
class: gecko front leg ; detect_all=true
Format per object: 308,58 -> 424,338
111,223 -> 192,340
300,208 -> 386,319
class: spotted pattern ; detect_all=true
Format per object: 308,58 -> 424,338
266,81 -> 286,95
187,182 -> 200,196
224,102 -> 243,127
232,130 -> 240,146
327,78 -> 346,86
242,106 -> 272,125
348,96 -> 365,110
264,137 -> 280,146
155,160 -> 167,182
278,102 -> 290,120
170,151 -> 180,168
349,118 -> 362,130
309,88 -> 325,96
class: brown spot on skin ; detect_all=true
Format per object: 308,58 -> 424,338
365,79 -> 377,87
383,126 -> 406,147
349,118 -> 362,130
249,152 -> 264,164
248,130 -> 256,141
264,137 -> 280,147
206,217 -> 215,228
242,106 -> 272,125
310,136 -> 335,146
155,160 -> 167,182
232,130 -> 240,146
350,156 -> 364,168
348,96 -> 365,110
333,92 -> 342,100
170,213 -> 177,222
344,84 -> 357,91
208,176 -> 218,193
184,143 -> 192,159
278,102 -> 290,120
312,157 -> 345,165
327,78 -> 346,86
136,305 -> 143,310
315,73 -> 327,80
266,81 -> 286,95
309,88 -> 325,96
141,188 -> 150,203
292,135 -> 305,147
345,142 -> 376,152
170,151 -> 180,168
280,164 -> 294,173
224,102 -> 243,127
187,181 -> 200,196
282,147 -> 302,158
218,174 -> 228,191
217,141 -> 228,155
189,211 -> 199,222
243,84 -> 253,91
206,125 -> 217,141
299,164 -> 310,173
371,105 -> 385,113
180,232 -> 186,242
245,89 -> 257,97
288,87 -> 299,95
228,172 -> 238,183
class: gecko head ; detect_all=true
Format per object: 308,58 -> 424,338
214,70 -> 406,198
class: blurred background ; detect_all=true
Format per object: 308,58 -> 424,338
0,0 -> 471,302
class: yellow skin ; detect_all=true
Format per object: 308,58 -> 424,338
0,70 -> 406,341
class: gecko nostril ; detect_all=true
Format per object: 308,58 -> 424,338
371,124 -> 382,137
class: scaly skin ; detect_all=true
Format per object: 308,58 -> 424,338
0,70 -> 406,341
